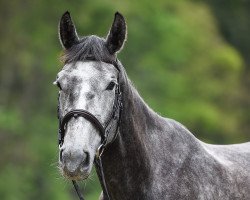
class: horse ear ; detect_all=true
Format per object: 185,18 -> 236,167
59,11 -> 79,49
106,12 -> 127,54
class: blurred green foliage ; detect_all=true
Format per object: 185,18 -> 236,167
0,0 -> 249,199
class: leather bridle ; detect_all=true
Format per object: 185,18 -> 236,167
57,60 -> 122,200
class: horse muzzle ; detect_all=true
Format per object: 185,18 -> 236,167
60,149 -> 91,180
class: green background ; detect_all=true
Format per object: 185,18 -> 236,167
0,0 -> 249,199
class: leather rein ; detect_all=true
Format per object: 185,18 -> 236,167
57,61 -> 122,200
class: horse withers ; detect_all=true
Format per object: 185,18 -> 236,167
55,11 -> 250,200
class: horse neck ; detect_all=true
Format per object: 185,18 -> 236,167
101,73 -> 161,198
98,65 -> 206,199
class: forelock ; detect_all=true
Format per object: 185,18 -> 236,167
61,35 -> 116,64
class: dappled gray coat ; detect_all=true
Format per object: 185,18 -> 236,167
57,11 -> 250,200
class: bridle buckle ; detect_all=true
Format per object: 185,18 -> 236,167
96,144 -> 104,158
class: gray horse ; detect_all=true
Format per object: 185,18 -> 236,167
55,11 -> 250,200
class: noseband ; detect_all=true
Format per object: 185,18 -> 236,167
57,61 -> 122,200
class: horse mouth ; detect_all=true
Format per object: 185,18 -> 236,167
60,167 -> 90,181
63,170 -> 90,181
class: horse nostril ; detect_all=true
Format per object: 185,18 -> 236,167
82,151 -> 90,168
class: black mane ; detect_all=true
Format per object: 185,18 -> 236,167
61,35 -> 116,64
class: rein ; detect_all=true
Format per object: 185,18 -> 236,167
57,60 -> 122,200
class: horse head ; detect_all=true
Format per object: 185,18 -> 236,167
55,11 -> 126,180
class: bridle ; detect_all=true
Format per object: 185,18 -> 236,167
57,60 -> 123,200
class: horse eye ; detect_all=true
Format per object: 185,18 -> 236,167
56,82 -> 62,90
106,81 -> 116,90
53,79 -> 62,90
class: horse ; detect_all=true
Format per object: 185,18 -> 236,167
55,11 -> 250,200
